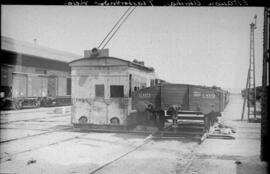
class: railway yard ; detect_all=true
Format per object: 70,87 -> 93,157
0,5 -> 269,174
0,94 -> 266,174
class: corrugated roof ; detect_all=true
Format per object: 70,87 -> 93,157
1,36 -> 81,62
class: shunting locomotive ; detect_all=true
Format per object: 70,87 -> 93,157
69,49 -> 230,136
69,49 -> 156,129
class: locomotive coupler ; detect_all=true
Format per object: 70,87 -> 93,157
169,105 -> 181,128
172,117 -> 178,128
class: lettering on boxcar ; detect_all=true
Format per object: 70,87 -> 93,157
201,93 -> 216,99
193,91 -> 201,97
138,93 -> 151,98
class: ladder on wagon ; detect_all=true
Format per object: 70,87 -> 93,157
241,14 -> 259,122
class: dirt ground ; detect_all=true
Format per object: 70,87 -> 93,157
0,94 -> 267,174
184,94 -> 267,174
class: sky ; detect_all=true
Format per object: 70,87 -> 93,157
1,6 -> 264,92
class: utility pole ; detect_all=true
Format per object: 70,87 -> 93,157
241,70 -> 249,121
247,14 -> 257,121
241,15 -> 257,121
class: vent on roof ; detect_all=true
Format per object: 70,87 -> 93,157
84,48 -> 109,58
133,59 -> 144,65
91,48 -> 99,56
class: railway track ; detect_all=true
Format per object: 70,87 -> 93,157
0,112 -> 72,144
0,126 -> 72,144
89,134 -> 153,174
0,127 -> 205,164
0,131 -> 155,165
75,122 -> 209,174
0,106 -> 70,116
87,132 -> 204,174
1,113 -> 209,174
0,113 -> 70,125
0,131 -> 90,163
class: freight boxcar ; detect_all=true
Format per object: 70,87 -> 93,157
134,84 -> 228,113
0,65 -> 72,110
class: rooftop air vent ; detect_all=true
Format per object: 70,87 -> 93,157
91,48 -> 99,57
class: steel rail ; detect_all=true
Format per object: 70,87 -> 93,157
88,131 -> 206,174
89,134 -> 153,174
0,126 -> 72,144
0,113 -> 70,125
0,132 -> 90,163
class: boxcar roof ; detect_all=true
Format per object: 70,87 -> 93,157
69,57 -> 155,72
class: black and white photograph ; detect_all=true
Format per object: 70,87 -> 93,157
0,5 -> 269,174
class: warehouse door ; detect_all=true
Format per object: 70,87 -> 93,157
48,77 -> 57,97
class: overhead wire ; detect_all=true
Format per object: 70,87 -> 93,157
99,6 -> 137,50
97,6 -> 133,49
101,6 -> 137,49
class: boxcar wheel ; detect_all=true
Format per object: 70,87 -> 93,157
15,101 -> 22,110
35,101 -> 41,108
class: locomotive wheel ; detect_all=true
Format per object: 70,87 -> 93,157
78,116 -> 88,124
35,101 -> 41,108
15,101 -> 22,110
204,116 -> 210,132
110,117 -> 120,125
156,113 -> 165,130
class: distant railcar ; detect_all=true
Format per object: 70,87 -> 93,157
0,65 -> 71,109
0,36 -> 79,110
